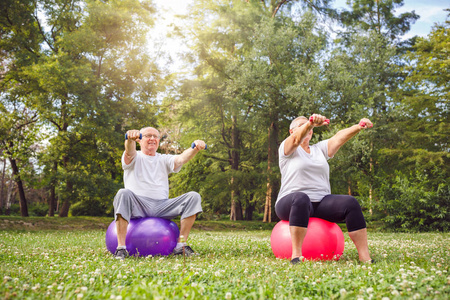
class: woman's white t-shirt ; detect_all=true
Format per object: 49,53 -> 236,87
276,139 -> 332,204
121,151 -> 181,199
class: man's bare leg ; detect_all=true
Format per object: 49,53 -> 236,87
179,214 -> 196,242
116,214 -> 128,247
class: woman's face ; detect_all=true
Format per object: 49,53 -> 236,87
293,120 -> 313,143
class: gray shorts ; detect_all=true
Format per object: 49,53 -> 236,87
113,189 -> 202,222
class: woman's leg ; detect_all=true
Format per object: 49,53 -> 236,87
348,228 -> 371,262
313,195 -> 372,262
275,192 -> 312,259
289,226 -> 308,259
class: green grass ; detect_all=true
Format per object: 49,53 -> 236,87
0,217 -> 449,299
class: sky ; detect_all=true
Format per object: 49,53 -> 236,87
150,0 -> 449,71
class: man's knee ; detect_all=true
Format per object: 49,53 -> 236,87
114,189 -> 134,207
187,191 -> 201,205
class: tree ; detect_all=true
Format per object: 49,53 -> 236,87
339,0 -> 419,41
0,97 -> 40,217
1,0 -> 161,216
169,0 -> 330,221
373,17 -> 450,230
168,0 -> 267,220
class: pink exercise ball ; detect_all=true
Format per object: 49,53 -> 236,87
270,217 -> 345,261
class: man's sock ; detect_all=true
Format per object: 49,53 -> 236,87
116,245 -> 127,250
175,242 -> 187,250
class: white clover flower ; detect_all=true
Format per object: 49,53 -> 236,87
225,292 -> 232,299
339,288 -> 347,295
366,287 -> 374,293
381,297 -> 390,300
77,293 -> 83,299
81,286 -> 88,292
391,290 -> 399,296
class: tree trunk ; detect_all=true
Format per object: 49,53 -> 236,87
59,174 -> 72,217
59,197 -> 70,217
245,202 -> 254,220
9,157 -> 29,217
6,178 -> 16,215
59,154 -> 71,217
0,158 -> 6,214
263,119 -> 279,223
347,178 -> 352,195
229,115 -> 243,221
230,177 -> 243,220
369,155 -> 373,215
48,161 -> 57,216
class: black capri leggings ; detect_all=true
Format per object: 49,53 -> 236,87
275,192 -> 366,232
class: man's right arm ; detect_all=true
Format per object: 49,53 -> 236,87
124,130 -> 140,165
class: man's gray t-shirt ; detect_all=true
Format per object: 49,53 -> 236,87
121,151 -> 181,199
276,139 -> 332,204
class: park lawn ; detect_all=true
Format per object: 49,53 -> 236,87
0,218 -> 448,299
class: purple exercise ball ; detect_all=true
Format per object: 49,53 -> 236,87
105,217 -> 180,257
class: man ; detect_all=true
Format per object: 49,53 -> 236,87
113,126 -> 206,259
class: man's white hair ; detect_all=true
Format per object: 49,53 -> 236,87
289,116 -> 308,130
140,127 -> 160,136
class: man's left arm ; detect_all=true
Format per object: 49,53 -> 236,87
173,140 -> 207,170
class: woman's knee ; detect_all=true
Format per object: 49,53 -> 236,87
291,192 -> 311,210
345,196 -> 362,212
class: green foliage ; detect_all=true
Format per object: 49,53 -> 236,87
339,0 -> 419,41
70,200 -> 108,217
1,0 -> 161,216
377,170 -> 450,232
29,203 -> 49,217
0,0 -> 447,230
4,204 -> 20,215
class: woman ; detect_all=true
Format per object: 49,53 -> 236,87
276,114 -> 374,265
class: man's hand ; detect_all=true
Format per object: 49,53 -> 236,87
191,140 -> 207,151
124,130 -> 140,165
125,130 -> 142,141
174,140 -> 207,170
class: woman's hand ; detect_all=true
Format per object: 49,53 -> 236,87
309,114 -> 330,127
358,118 -> 373,129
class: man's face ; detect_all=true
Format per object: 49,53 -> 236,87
139,128 -> 160,154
